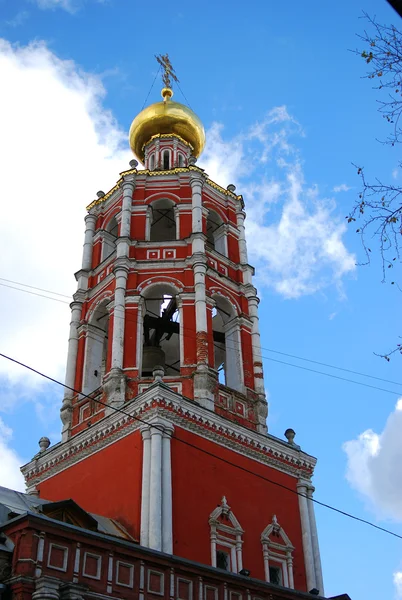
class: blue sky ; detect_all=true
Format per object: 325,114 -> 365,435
0,1 -> 401,598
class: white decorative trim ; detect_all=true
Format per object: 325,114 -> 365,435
83,551 -> 102,580
147,249 -> 161,260
204,586 -> 218,600
116,561 -> 134,588
177,577 -> 193,600
22,385 -> 316,488
147,569 -> 164,596
47,543 -> 68,572
209,497 -> 243,574
261,515 -> 294,589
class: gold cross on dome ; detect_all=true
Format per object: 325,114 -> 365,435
155,54 -> 179,88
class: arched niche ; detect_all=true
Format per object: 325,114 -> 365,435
140,282 -> 181,377
212,293 -> 244,392
82,300 -> 110,395
101,214 -> 118,261
148,198 -> 177,242
206,209 -> 227,256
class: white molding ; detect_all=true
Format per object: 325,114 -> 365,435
209,497 -> 243,574
115,561 -> 134,588
47,543 -> 68,572
22,385 -> 316,488
82,551 -> 102,580
147,569 -> 164,596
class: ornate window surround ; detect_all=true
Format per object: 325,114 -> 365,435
209,496 -> 244,574
261,515 -> 294,589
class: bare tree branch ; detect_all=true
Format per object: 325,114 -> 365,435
349,13 -> 402,360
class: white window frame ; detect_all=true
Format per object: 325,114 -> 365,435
209,496 -> 244,574
261,515 -> 294,589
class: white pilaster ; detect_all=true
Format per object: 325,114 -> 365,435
111,266 -> 129,371
117,178 -> 135,258
297,481 -> 315,592
287,553 -> 294,589
140,427 -> 151,547
236,210 -> 248,265
307,485 -> 324,596
82,213 -> 97,271
190,173 -> 204,234
247,296 -> 265,394
162,424 -> 174,554
262,546 -> 270,582
63,301 -> 83,399
149,427 -> 163,551
194,261 -> 208,336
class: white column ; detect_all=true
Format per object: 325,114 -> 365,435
248,296 -> 265,394
235,538 -> 243,572
64,301 -> 82,399
287,553 -> 294,589
117,178 -> 135,258
194,261 -> 208,337
297,481 -> 315,592
149,427 -> 163,551
211,531 -> 217,567
262,545 -> 270,582
111,266 -> 128,370
82,213 -> 97,271
190,173 -> 204,233
162,424 -> 174,554
307,485 -> 324,596
140,427 -> 151,546
236,210 -> 248,265
282,560 -> 289,587
224,320 -> 244,392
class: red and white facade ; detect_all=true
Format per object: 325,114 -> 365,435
21,126 -> 325,595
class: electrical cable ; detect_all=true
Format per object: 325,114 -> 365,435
0,282 -> 70,305
2,279 -> 402,395
0,278 -> 71,299
141,66 -> 161,111
1,350 -> 401,541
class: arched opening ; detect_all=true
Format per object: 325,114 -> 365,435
163,150 -> 170,170
149,154 -> 155,170
178,153 -> 184,167
212,294 -> 243,392
141,284 -> 180,377
102,215 -> 118,261
82,301 -> 110,394
206,209 -> 227,256
150,198 -> 177,241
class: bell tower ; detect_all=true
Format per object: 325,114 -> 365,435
21,57 -> 324,595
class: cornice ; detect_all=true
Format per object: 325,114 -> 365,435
21,384 -> 316,487
86,165 -> 241,211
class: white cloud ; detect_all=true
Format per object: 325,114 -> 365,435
33,0 -> 105,13
343,398 -> 402,520
394,571 -> 402,598
392,168 -> 399,180
6,11 -> 29,27
0,39 -> 131,395
333,183 -> 351,193
202,117 -> 355,299
0,418 -> 25,491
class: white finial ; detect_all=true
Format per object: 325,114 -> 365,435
38,437 -> 50,452
153,365 -> 165,383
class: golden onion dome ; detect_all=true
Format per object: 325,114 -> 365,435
129,87 -> 206,162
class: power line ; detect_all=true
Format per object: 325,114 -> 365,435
1,279 -> 402,396
0,282 -> 70,305
263,356 -> 402,397
141,65 -> 161,111
262,347 -> 402,388
0,350 -> 401,541
0,277 -> 71,299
